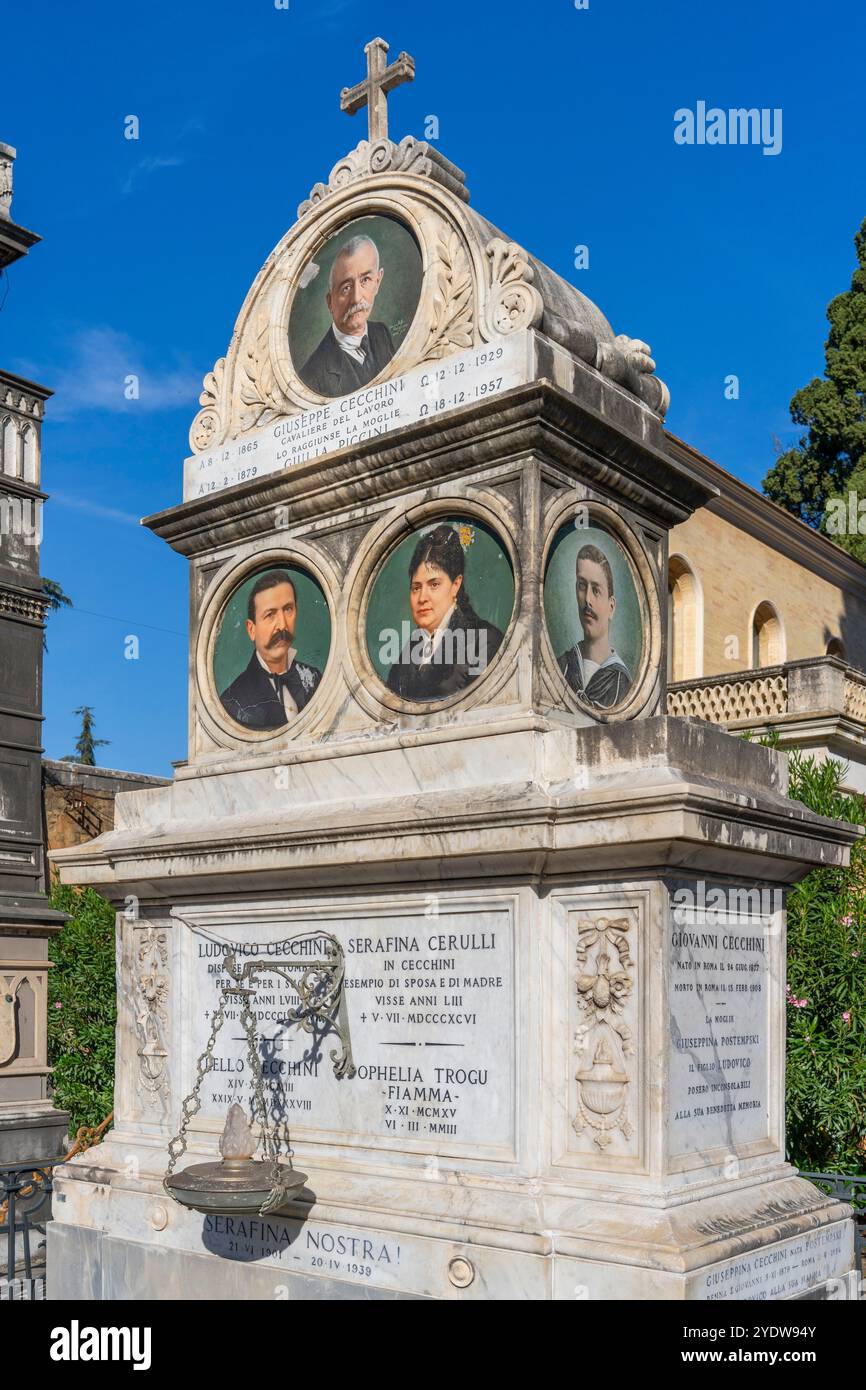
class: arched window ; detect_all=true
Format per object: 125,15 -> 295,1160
21,425 -> 37,484
751,601 -> 785,668
667,555 -> 703,681
1,417 -> 17,476
826,637 -> 845,660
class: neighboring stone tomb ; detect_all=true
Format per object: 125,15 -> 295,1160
0,147 -> 68,1169
48,40 -> 860,1301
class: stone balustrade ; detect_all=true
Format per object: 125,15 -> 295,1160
668,655 -> 866,729
844,670 -> 866,724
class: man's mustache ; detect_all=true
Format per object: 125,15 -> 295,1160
267,630 -> 291,647
345,299 -> 371,316
581,606 -> 597,623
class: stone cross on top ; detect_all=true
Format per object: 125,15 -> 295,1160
340,38 -> 415,144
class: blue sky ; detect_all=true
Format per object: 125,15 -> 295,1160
2,0 -> 863,775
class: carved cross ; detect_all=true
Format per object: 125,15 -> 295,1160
340,37 -> 415,143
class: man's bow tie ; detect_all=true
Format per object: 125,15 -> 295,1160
271,670 -> 292,689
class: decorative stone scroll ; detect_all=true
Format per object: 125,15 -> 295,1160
485,238 -> 544,338
190,358 -> 227,454
297,137 -> 469,220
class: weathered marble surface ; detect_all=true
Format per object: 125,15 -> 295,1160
47,123 -> 861,1300
51,719 -> 857,898
48,1148 -> 856,1300
46,717 -> 859,1301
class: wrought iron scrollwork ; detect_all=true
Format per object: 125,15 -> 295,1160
222,931 -> 355,1080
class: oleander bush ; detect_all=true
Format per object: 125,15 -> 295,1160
784,751 -> 866,1172
46,882 -> 116,1136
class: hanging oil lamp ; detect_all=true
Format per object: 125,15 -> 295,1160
164,933 -> 354,1216
165,1102 -> 307,1215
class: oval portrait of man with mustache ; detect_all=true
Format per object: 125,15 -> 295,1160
289,215 -> 423,399
213,565 -> 331,732
543,523 -> 643,712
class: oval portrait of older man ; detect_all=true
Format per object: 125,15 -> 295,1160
212,565 -> 331,732
543,523 -> 643,711
365,519 -> 514,704
289,215 -> 423,399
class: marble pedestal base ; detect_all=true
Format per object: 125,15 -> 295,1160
47,1140 -> 857,1302
48,719 -> 862,1303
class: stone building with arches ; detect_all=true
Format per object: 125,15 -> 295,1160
666,434 -> 866,791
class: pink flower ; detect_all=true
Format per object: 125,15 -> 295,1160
843,1011 -> 851,1024
842,914 -> 854,926
54,1000 -> 62,1009
853,950 -> 861,958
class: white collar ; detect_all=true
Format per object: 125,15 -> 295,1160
418,603 -> 457,663
256,648 -> 296,677
576,645 -> 621,678
332,322 -> 367,349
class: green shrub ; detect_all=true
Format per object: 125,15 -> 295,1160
46,882 -> 116,1136
785,751 -> 866,1172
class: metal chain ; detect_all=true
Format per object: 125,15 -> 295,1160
165,990 -> 228,1177
236,981 -> 295,1215
165,934 -> 353,1215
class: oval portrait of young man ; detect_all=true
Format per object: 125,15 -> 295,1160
212,565 -> 331,732
289,214 -> 423,399
544,522 -> 643,711
365,518 -> 514,704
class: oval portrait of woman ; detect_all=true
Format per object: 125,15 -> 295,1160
289,214 -> 423,399
212,565 -> 331,731
365,519 -> 515,704
544,523 -> 643,710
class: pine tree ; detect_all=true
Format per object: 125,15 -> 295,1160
763,216 -> 866,562
64,706 -> 110,766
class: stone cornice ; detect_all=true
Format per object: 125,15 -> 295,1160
0,474 -> 48,503
0,217 -> 40,270
666,431 -> 866,601
0,369 -> 52,402
148,378 -> 715,558
48,778 -> 857,902
49,719 -> 858,900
